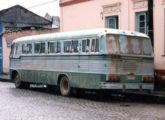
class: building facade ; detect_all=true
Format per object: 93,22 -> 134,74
0,5 -> 59,74
60,0 -> 165,86
2,29 -> 59,73
0,24 -> 2,74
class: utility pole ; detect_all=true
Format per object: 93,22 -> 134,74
148,0 -> 154,46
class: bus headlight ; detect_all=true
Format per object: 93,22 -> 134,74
106,74 -> 120,82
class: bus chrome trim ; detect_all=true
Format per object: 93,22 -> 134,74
142,84 -> 154,90
100,83 -> 154,90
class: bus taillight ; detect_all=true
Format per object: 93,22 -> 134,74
143,76 -> 154,83
106,75 -> 120,82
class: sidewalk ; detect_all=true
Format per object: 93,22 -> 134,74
0,74 -> 12,83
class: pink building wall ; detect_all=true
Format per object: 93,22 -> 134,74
2,37 -> 10,73
153,0 -> 165,86
60,0 -> 165,71
154,0 -> 165,70
60,0 -> 147,32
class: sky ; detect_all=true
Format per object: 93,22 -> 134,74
0,0 -> 60,17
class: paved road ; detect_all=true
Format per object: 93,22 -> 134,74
0,82 -> 165,120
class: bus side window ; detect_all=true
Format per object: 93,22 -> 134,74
64,41 -> 72,53
82,39 -> 90,53
34,42 -> 45,54
22,43 -> 32,54
48,42 -> 57,53
95,38 -> 99,52
57,41 -> 61,53
48,41 -> 61,53
91,38 -> 99,52
10,43 -> 19,57
71,40 -> 78,53
10,44 -> 14,57
40,43 -> 45,53
15,44 -> 19,55
35,43 -> 40,53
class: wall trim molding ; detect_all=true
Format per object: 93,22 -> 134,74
102,2 -> 121,14
132,0 -> 148,9
60,0 -> 92,7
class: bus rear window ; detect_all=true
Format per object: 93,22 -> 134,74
131,39 -> 141,54
119,36 -> 128,54
106,34 -> 152,56
106,35 -> 120,54
143,39 -> 151,55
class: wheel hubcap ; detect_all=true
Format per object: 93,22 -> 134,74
60,77 -> 70,95
15,75 -> 20,87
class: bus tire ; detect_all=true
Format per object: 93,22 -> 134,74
14,73 -> 29,89
59,76 -> 71,97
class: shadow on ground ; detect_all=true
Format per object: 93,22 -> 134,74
13,84 -> 165,105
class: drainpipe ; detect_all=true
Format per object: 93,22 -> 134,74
148,0 -> 154,47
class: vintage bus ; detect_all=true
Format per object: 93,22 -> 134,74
10,28 -> 154,96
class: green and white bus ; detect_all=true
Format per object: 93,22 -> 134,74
10,28 -> 154,96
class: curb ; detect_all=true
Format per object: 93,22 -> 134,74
0,78 -> 13,83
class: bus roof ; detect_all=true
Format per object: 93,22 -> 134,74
13,28 -> 149,43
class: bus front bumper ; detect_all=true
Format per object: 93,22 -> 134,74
100,83 -> 154,90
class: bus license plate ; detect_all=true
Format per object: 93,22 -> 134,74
127,75 -> 135,80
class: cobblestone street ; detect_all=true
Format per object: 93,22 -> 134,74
0,81 -> 165,120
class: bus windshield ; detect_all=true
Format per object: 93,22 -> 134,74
106,34 -> 152,56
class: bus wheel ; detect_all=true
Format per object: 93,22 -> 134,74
59,76 -> 71,96
14,73 -> 29,89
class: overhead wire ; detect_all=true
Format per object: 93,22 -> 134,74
28,0 -> 58,9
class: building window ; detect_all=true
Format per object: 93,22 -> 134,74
106,16 -> 118,29
136,12 -> 148,34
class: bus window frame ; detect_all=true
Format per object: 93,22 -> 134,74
21,43 -> 33,55
106,34 -> 153,56
10,43 -> 20,58
34,41 -> 46,55
10,44 -> 15,57
81,37 -> 100,55
63,39 -> 79,55
48,41 -> 61,55
81,38 -> 91,54
106,34 -> 120,55
90,38 -> 100,54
